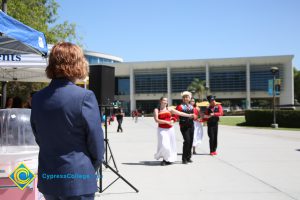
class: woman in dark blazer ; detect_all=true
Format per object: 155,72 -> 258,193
30,42 -> 104,200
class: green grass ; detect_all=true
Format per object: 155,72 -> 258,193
219,116 -> 300,131
219,116 -> 245,126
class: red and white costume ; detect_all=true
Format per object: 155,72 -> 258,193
193,108 -> 204,147
154,109 -> 177,162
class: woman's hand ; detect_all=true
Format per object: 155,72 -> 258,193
167,120 -> 174,125
193,114 -> 198,120
189,114 -> 196,119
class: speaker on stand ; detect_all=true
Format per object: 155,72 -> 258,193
89,65 -> 115,105
89,65 -> 138,193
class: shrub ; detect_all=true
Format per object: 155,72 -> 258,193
245,110 -> 300,128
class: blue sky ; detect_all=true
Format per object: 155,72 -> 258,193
56,0 -> 300,69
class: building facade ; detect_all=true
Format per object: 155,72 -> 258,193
109,55 -> 294,114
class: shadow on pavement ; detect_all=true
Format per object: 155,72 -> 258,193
122,160 -> 201,166
122,161 -> 189,166
177,153 -> 210,156
122,161 -> 161,166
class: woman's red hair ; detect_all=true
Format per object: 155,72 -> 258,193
46,42 -> 88,81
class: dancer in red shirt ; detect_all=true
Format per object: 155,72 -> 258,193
154,97 -> 195,166
203,95 -> 223,155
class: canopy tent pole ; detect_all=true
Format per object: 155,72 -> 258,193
1,0 -> 8,108
1,0 -> 7,13
1,81 -> 7,108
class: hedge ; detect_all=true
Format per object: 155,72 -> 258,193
245,110 -> 300,128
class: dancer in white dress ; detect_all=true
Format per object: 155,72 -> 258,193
154,97 -> 195,166
190,98 -> 204,154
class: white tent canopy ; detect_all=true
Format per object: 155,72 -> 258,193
0,10 -> 49,82
0,53 -> 49,82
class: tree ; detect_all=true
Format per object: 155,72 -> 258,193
187,78 -> 207,102
1,0 -> 81,106
294,67 -> 300,103
6,0 -> 81,44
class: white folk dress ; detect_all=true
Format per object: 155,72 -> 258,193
193,109 -> 204,147
154,110 -> 177,162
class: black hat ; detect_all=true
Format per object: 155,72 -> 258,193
207,95 -> 216,102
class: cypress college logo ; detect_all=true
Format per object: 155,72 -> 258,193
8,162 -> 36,190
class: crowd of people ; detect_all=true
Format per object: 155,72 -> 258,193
153,91 -> 223,166
4,91 -> 36,109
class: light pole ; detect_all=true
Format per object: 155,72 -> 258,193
270,67 -> 279,128
205,86 -> 209,100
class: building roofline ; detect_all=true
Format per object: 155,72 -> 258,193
110,55 -> 294,68
47,44 -> 123,62
121,55 -> 293,64
84,50 -> 123,62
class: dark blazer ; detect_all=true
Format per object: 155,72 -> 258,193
30,79 -> 104,196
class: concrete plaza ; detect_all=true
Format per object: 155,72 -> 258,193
96,117 -> 300,200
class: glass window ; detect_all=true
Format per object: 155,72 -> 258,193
115,77 -> 130,95
250,65 -> 282,91
209,66 -> 246,92
171,68 -> 205,92
135,69 -> 167,93
136,100 -> 159,114
85,55 -> 120,64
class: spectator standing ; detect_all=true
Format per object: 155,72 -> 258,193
116,108 -> 124,132
30,42 -> 104,200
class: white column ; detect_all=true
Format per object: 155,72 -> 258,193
167,66 -> 172,105
130,67 -> 135,111
281,61 -> 294,106
205,63 -> 210,96
246,62 -> 251,109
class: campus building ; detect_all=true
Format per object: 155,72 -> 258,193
108,55 -> 294,114
0,48 -> 295,114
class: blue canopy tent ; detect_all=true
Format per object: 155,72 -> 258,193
0,10 -> 48,56
0,10 -> 48,107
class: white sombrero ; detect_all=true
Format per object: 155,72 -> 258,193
181,91 -> 192,98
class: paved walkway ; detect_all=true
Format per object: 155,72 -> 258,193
95,117 -> 300,200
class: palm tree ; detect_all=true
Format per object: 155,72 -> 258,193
187,78 -> 207,102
